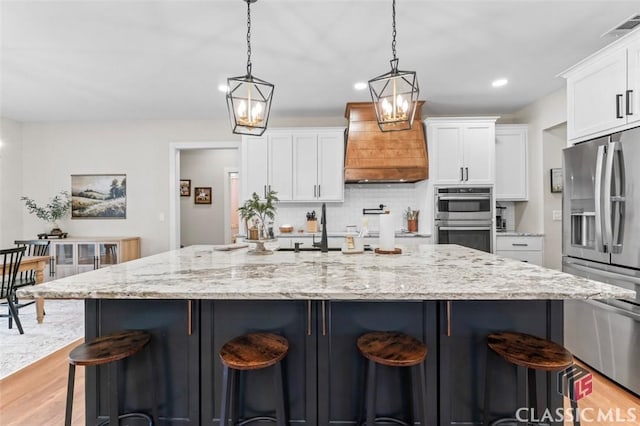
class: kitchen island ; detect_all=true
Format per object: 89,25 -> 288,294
20,244 -> 635,426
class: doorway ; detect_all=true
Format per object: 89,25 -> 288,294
169,142 -> 240,249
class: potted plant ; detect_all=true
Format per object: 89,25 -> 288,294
238,190 -> 279,240
21,191 -> 71,235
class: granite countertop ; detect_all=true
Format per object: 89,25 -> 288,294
19,244 -> 634,301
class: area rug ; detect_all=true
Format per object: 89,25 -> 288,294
0,299 -> 84,379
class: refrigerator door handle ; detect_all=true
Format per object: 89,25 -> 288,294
610,141 -> 625,254
594,144 -> 607,252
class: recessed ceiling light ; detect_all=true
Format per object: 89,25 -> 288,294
218,84 -> 229,93
492,78 -> 508,88
354,82 -> 368,90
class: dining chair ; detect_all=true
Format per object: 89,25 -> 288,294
1,246 -> 27,334
13,240 -> 50,312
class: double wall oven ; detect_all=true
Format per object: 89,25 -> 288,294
434,186 -> 493,253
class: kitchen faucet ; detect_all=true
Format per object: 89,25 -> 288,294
312,203 -> 329,252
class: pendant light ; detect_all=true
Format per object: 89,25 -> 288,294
368,0 -> 419,132
226,0 -> 274,136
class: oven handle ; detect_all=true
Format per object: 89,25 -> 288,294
583,299 -> 640,321
436,196 -> 491,201
438,226 -> 492,231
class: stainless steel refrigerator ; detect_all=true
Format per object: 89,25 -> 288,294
563,126 -> 640,396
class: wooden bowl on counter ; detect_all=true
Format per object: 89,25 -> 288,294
279,225 -> 294,234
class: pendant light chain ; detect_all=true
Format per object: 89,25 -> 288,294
391,0 -> 397,61
246,0 -> 252,76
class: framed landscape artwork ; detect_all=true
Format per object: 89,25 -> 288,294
194,187 -> 212,204
71,174 -> 127,218
180,179 -> 191,197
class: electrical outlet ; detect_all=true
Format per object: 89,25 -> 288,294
552,210 -> 562,221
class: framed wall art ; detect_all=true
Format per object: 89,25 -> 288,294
194,187 -> 212,204
550,168 -> 563,193
71,174 -> 127,218
180,179 -> 191,197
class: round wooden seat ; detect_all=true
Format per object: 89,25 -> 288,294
357,331 -> 427,367
487,331 -> 573,371
219,332 -> 289,371
69,330 -> 151,367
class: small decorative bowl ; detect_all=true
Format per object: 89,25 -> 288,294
279,225 -> 294,233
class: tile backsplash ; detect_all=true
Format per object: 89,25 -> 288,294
274,183 -> 426,233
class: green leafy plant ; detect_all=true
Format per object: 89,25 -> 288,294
238,190 -> 279,239
21,191 -> 71,223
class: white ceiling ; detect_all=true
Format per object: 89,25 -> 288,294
1,0 -> 639,122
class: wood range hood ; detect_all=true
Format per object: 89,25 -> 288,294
344,101 -> 428,183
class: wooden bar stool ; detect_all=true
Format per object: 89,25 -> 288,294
65,330 -> 155,426
218,332 -> 289,426
483,331 -> 578,426
357,331 -> 428,426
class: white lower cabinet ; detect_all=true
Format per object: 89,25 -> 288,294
51,237 -> 140,278
496,235 -> 543,266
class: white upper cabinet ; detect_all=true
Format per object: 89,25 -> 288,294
317,132 -> 345,201
292,131 -> 345,202
495,125 -> 528,201
425,117 -> 497,185
242,134 -> 293,201
243,128 -> 344,203
292,133 -> 318,201
562,29 -> 640,142
242,135 -> 270,199
628,38 -> 640,126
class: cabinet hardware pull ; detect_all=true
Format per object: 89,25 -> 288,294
314,185 -> 317,198
187,300 -> 193,336
446,301 -> 451,337
307,301 -> 312,336
460,167 -> 464,181
49,257 -> 54,277
627,90 -> 634,116
616,94 -> 624,119
512,243 -> 529,247
318,185 -> 321,198
465,167 -> 469,181
264,185 -> 267,198
321,301 -> 327,336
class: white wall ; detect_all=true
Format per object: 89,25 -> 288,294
512,88 -> 567,233
14,116 -> 345,256
0,118 -> 24,247
180,149 -> 238,246
542,124 -> 566,270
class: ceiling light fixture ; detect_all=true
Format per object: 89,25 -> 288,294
225,0 -> 274,136
368,0 -> 419,132
218,84 -> 229,93
354,82 -> 368,91
492,78 -> 508,88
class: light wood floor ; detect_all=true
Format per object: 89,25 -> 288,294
0,338 -> 85,426
1,344 -> 638,425
565,359 -> 640,425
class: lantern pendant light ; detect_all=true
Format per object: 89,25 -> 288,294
368,0 -> 419,132
226,0 -> 274,136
